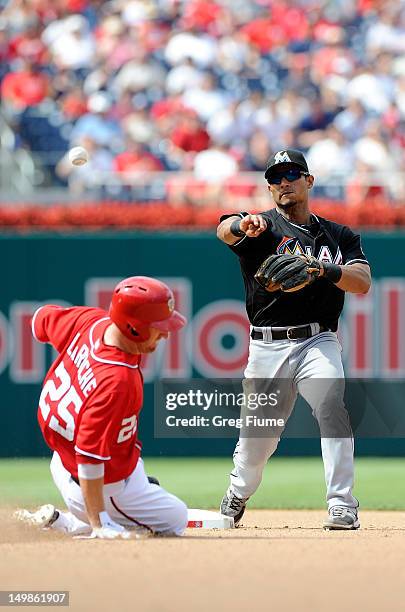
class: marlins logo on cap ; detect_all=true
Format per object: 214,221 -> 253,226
265,149 -> 309,180
274,151 -> 292,164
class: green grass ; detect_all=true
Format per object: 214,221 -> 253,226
1,457 -> 405,510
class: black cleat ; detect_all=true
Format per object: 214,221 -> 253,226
148,476 -> 160,486
220,489 -> 248,527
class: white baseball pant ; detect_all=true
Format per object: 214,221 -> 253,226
230,330 -> 358,509
49,452 -> 188,536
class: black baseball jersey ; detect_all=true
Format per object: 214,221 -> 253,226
220,208 -> 369,331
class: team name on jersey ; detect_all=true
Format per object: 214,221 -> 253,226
277,237 -> 343,264
67,333 -> 97,398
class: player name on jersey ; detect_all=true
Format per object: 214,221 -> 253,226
66,333 -> 97,398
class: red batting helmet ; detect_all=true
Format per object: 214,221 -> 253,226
109,276 -> 186,342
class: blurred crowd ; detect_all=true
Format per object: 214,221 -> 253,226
0,0 -> 404,204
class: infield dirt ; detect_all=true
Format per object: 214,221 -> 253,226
2,508 -> 405,612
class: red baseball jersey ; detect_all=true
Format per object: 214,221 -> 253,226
32,305 -> 144,483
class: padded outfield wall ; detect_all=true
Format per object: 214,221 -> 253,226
0,230 -> 404,457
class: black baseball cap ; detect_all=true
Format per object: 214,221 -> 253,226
264,149 -> 309,181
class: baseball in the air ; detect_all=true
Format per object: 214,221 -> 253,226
68,146 -> 89,166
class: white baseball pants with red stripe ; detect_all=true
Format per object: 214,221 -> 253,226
49,452 -> 188,536
230,331 -> 358,510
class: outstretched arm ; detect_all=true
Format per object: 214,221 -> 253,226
78,466 -> 130,539
79,474 -> 105,528
217,214 -> 267,245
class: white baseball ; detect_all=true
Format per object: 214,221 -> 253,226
68,146 -> 88,166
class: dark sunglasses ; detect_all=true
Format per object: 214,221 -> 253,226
267,168 -> 309,185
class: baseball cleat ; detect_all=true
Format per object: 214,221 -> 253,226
14,504 -> 60,528
220,489 -> 248,527
323,506 -> 360,530
147,476 -> 160,486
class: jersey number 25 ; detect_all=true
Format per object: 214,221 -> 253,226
39,362 -> 138,445
39,361 -> 83,442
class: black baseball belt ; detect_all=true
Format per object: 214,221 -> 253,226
251,323 -> 328,341
70,474 -> 127,486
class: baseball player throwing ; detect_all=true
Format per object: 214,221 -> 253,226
16,276 -> 188,538
217,149 -> 371,530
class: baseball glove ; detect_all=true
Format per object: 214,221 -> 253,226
254,253 -> 322,293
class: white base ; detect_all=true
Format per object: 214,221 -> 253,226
187,509 -> 234,529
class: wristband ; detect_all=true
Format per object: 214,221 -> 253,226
78,463 -> 105,479
230,218 -> 246,238
322,262 -> 342,284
